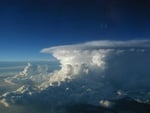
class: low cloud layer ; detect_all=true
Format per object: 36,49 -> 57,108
1,40 -> 150,109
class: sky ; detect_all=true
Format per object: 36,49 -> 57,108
0,0 -> 150,61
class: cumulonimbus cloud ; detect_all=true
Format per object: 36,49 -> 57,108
40,40 -> 150,86
1,40 -> 150,108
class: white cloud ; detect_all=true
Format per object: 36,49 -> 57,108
1,40 -> 150,108
17,62 -> 31,77
41,40 -> 150,53
0,99 -> 9,107
40,40 -> 150,87
99,100 -> 114,108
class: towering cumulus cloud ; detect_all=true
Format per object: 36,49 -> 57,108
1,40 -> 150,110
41,40 -> 150,88
17,62 -> 31,77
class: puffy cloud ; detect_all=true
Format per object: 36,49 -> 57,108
4,63 -> 32,85
1,40 -> 150,109
99,99 -> 114,108
17,62 -> 31,77
40,40 -> 150,87
0,99 -> 9,107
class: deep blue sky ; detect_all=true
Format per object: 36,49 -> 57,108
0,0 -> 150,61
